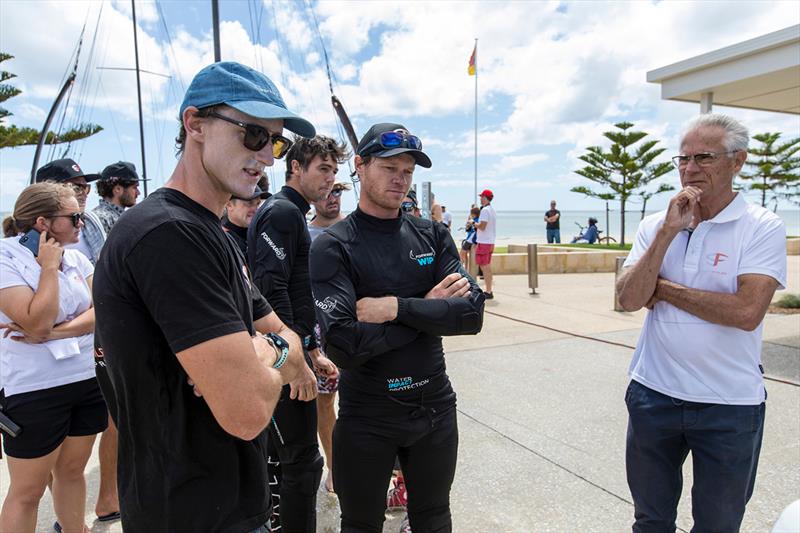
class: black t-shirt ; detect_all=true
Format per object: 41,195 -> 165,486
93,188 -> 272,533
222,215 -> 248,256
545,209 -> 560,230
310,208 -> 485,417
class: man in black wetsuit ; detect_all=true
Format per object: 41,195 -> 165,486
247,134 -> 347,532
310,123 -> 485,533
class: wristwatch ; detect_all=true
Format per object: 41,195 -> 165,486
264,332 -> 289,369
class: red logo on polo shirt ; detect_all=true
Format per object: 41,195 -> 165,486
706,252 -> 728,267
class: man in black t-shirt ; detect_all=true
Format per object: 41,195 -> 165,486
544,199 -> 561,243
310,123 -> 485,532
93,62 -> 314,533
247,134 -> 347,532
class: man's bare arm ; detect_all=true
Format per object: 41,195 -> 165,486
653,274 -> 778,331
254,310 -> 304,384
176,331 -> 283,441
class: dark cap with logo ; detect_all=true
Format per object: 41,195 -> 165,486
35,158 -> 101,183
100,161 -> 149,183
356,123 -> 432,168
180,61 -> 315,138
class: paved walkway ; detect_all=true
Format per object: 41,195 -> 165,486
3,258 -> 798,532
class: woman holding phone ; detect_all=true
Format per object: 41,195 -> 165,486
0,182 -> 107,533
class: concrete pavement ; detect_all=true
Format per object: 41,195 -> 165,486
2,258 -> 798,532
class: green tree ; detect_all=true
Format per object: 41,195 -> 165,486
572,122 -> 674,245
0,52 -> 102,149
739,132 -> 800,209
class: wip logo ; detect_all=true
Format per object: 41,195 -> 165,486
315,297 -> 338,313
706,252 -> 728,267
260,232 -> 286,260
409,247 -> 436,266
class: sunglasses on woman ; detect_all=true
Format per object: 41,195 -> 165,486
51,212 -> 85,227
208,112 -> 293,158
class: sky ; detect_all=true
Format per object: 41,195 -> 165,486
1,0 -> 799,216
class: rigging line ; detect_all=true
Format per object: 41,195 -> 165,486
98,77 -> 127,160
305,0 -> 334,95
484,309 -> 799,388
154,0 -> 185,93
72,1 -> 106,160
269,0 -> 287,86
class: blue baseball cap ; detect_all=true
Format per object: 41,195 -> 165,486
179,62 -> 315,137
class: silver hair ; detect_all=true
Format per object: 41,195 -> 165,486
681,113 -> 749,152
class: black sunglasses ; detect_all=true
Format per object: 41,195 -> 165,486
401,201 -> 416,213
52,212 -> 85,227
208,112 -> 293,158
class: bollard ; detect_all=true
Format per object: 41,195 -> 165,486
614,256 -> 626,311
527,244 -> 538,294
467,245 -> 479,279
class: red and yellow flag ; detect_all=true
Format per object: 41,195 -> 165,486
468,44 -> 476,76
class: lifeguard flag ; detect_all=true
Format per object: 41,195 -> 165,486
468,44 -> 476,76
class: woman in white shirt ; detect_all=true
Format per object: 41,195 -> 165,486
0,182 -> 107,533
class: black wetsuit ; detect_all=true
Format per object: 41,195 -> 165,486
310,208 -> 485,533
247,186 -> 322,533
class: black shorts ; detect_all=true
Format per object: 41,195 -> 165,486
0,378 -> 108,459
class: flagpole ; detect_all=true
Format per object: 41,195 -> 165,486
473,38 -> 478,204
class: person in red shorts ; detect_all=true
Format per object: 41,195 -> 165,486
475,189 -> 496,299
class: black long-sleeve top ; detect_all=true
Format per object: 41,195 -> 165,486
247,186 -> 317,349
309,207 -> 485,416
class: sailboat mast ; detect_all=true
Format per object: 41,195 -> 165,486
131,0 -> 148,196
212,0 -> 221,62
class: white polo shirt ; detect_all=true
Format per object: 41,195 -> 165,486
0,237 -> 96,396
477,204 -> 496,244
623,193 -> 786,405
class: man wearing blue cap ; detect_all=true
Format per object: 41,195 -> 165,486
93,62 -> 314,532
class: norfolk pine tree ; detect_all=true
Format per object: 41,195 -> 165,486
572,122 -> 674,245
739,132 -> 800,209
0,52 -> 102,149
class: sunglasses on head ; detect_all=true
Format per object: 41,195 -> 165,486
401,201 -> 416,213
360,130 -> 422,157
208,112 -> 293,158
52,212 -> 85,227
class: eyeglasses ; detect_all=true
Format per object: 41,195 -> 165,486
208,112 -> 293,158
360,130 -> 422,157
329,188 -> 343,199
401,201 -> 416,213
671,150 -> 739,168
51,212 -> 85,227
69,182 -> 91,194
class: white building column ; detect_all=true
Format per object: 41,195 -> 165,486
700,92 -> 713,113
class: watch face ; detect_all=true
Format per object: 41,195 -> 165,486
267,332 -> 288,350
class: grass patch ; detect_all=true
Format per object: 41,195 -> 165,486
494,246 -> 508,254
548,243 -> 633,251
774,294 -> 800,309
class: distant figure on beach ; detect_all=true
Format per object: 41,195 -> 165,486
570,217 -> 599,244
544,200 -> 561,243
431,192 -> 443,223
476,189 -> 496,299
616,114 -> 786,532
460,206 -> 480,267
442,205 -> 452,229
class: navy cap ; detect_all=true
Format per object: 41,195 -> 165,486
100,161 -> 149,183
356,123 -> 431,168
180,62 -> 315,138
35,158 -> 101,183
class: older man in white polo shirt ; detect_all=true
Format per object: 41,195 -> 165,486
616,114 -> 786,532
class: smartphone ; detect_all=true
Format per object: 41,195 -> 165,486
19,228 -> 40,257
0,409 -> 22,438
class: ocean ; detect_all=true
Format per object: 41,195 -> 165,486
446,209 -> 800,244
